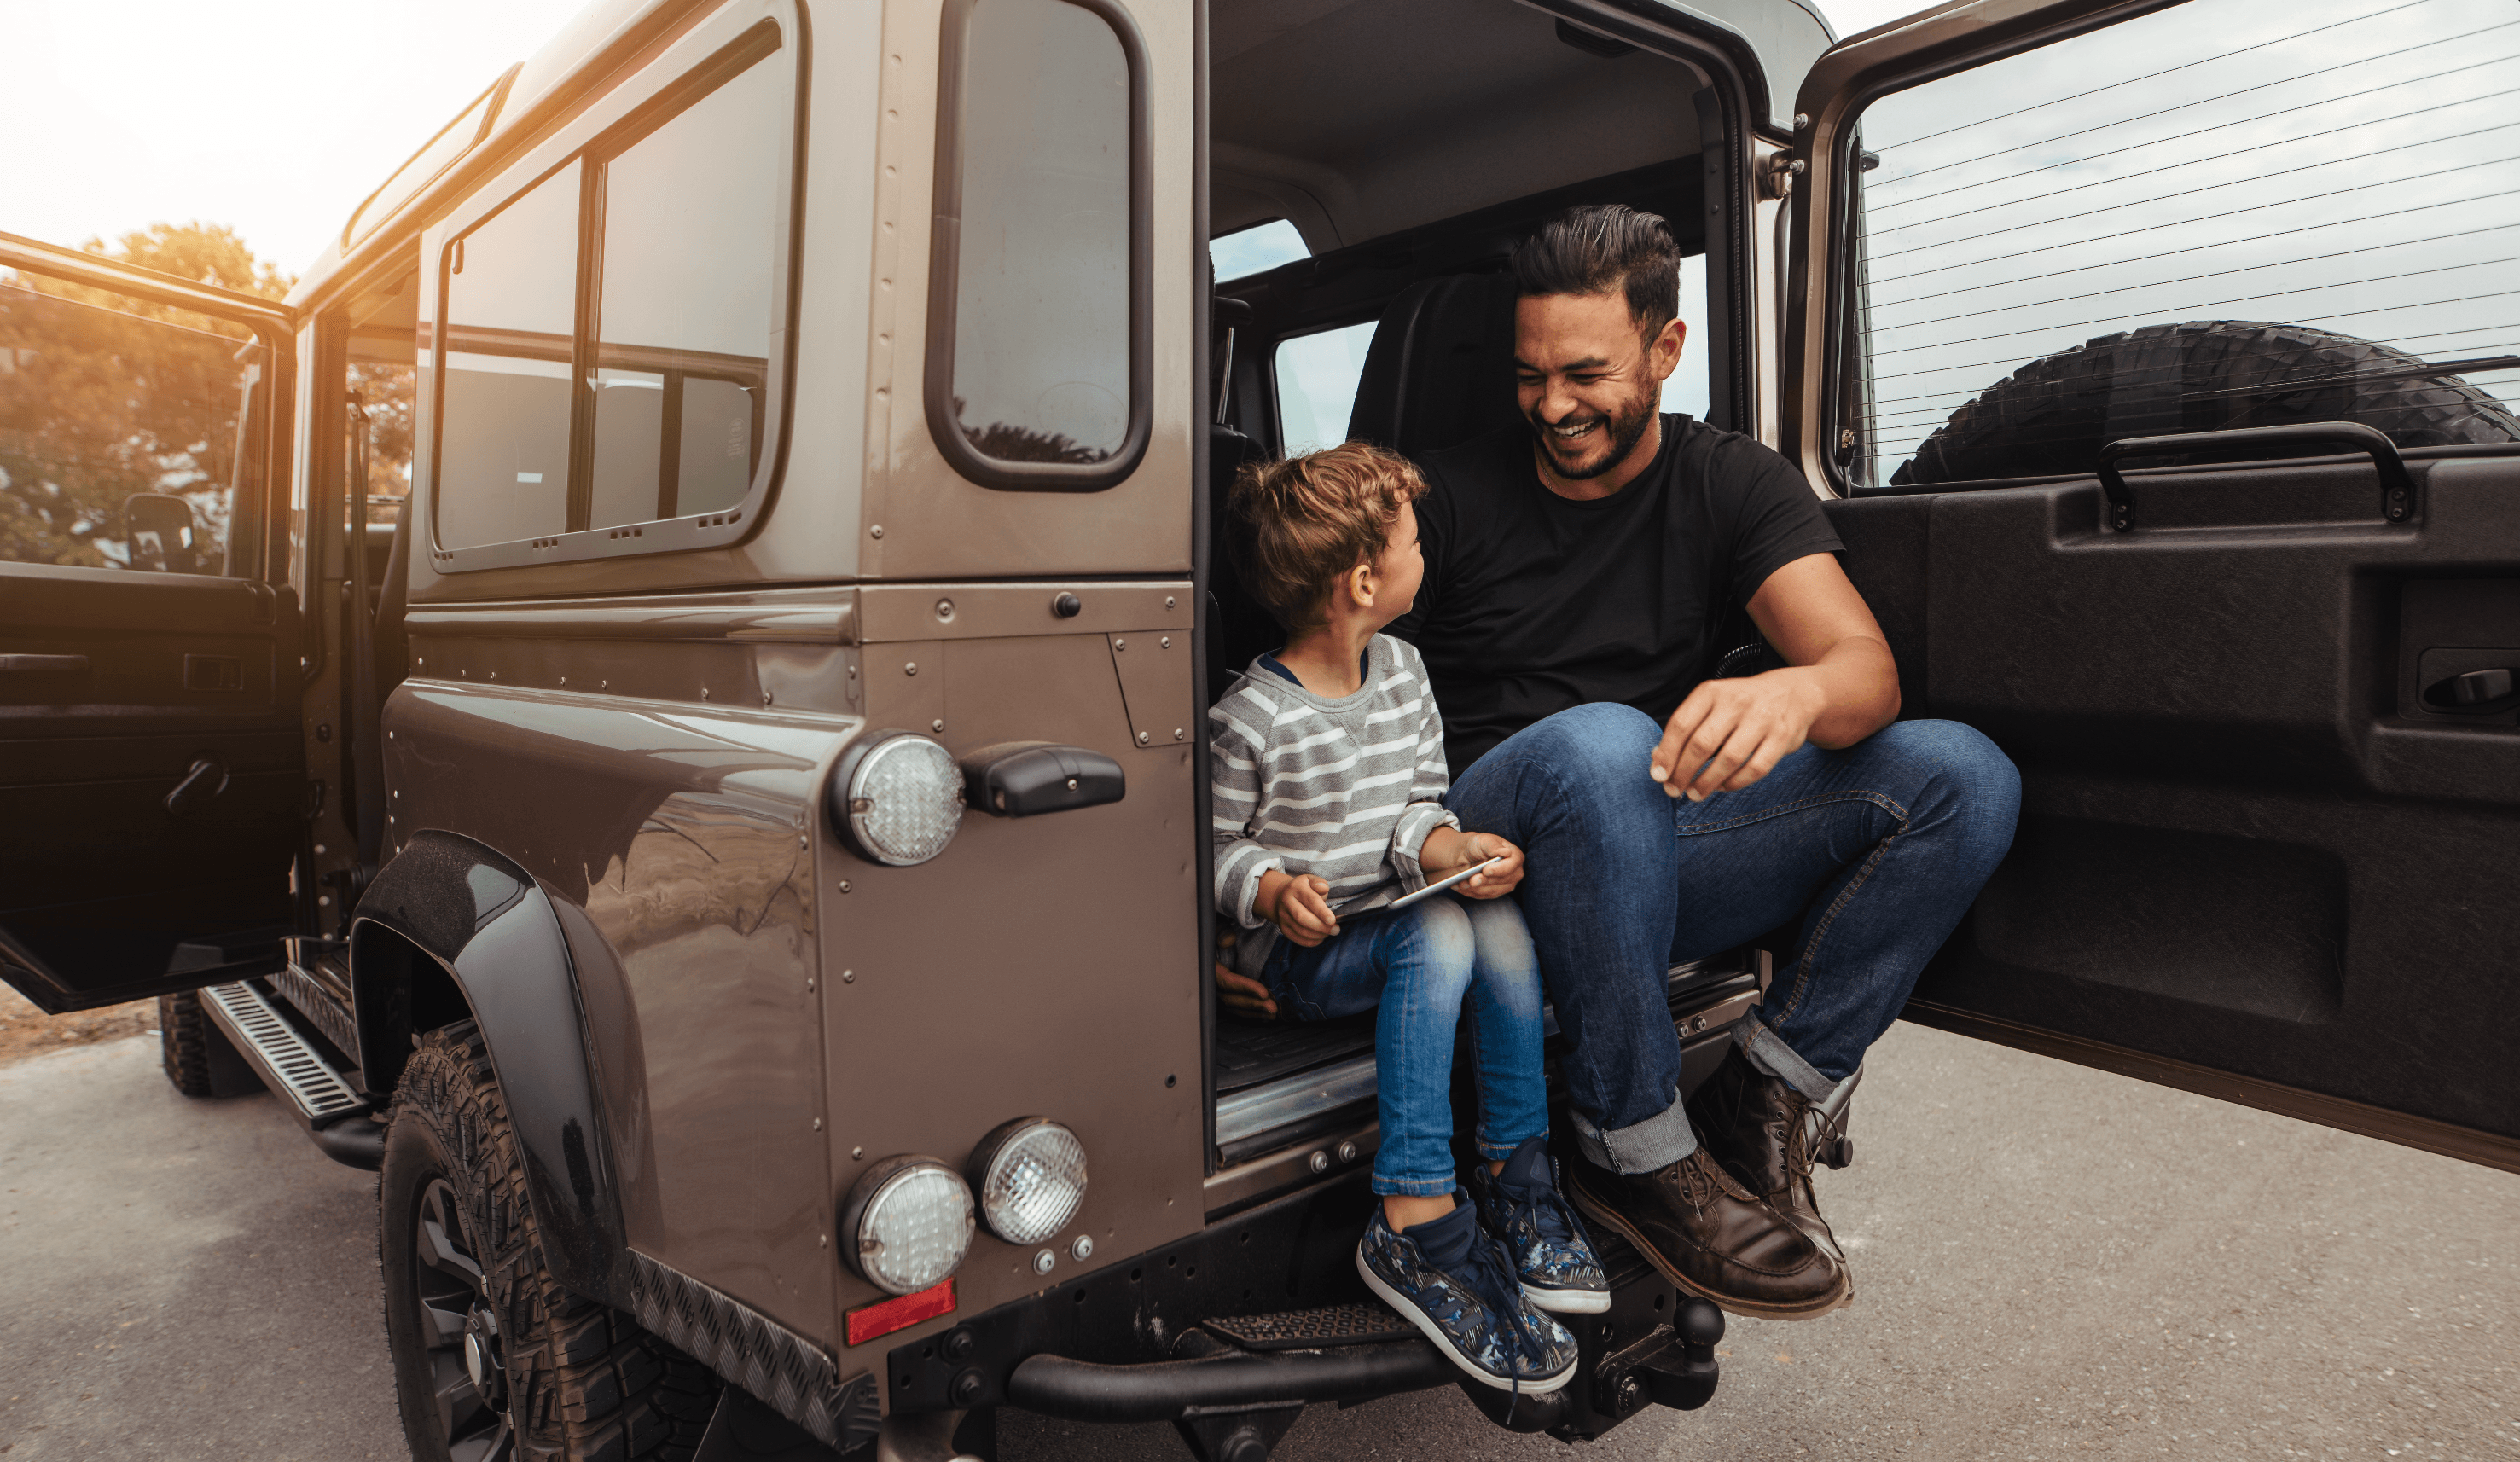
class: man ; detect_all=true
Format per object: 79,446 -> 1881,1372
1371,204 -> 2017,1318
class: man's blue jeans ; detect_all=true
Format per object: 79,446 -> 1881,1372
1444,705 -> 2021,1175
1263,896 -> 1550,1197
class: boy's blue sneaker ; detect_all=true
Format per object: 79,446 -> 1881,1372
1356,1196 -> 1578,1393
1467,1136 -> 1611,1314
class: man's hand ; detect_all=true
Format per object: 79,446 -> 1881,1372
1651,554 -> 1901,800
1215,964 -> 1279,1020
1256,868 -> 1339,946
1419,827 -> 1525,898
1651,670 -> 1826,801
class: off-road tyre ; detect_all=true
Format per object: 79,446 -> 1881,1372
156,989 -> 264,1099
381,1020 -> 721,1461
1894,320 -> 2520,486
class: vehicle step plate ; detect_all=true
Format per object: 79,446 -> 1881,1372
1202,1302 -> 1417,1351
199,981 -> 366,1125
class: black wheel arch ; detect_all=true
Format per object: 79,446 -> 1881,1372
351,829 -> 627,1310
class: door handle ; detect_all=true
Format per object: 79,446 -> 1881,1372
2424,667 -> 2519,711
165,759 -> 229,818
0,653 -> 90,674
959,742 -> 1125,816
2096,421 -> 2414,531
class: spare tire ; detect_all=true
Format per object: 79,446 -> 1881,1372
1892,320 -> 2520,486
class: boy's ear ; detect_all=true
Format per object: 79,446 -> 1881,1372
1345,556 -> 1378,609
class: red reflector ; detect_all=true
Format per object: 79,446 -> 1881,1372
846,1279 -> 956,1346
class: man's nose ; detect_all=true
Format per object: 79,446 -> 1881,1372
1537,378 -> 1581,423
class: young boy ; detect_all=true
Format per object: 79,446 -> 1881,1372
1210,442 -> 1605,1393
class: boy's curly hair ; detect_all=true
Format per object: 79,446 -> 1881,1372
1225,442 -> 1427,633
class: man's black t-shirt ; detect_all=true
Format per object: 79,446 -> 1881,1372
1391,415 -> 1844,775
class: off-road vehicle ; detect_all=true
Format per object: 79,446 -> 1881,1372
4,0 -> 2516,1456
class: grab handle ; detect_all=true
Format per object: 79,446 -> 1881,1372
2096,421 -> 2413,531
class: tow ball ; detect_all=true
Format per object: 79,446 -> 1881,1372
1593,1297 -> 1724,1422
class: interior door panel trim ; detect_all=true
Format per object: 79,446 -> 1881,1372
1904,1001 -> 2520,1177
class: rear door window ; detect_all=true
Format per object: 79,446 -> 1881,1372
927,0 -> 1149,490
1839,0 -> 2520,490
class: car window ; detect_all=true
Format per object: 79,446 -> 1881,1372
430,32 -> 794,566
1212,219 -> 1307,283
588,55 -> 784,528
930,0 -> 1147,490
437,165 -> 579,550
1275,321 -> 1376,456
0,270 -> 259,576
1839,0 -> 2520,490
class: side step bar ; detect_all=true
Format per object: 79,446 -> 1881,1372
198,980 -> 387,1170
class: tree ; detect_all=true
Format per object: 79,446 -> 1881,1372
0,223 -> 292,569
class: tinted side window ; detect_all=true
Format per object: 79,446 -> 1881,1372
589,55 -> 784,528
0,272 -> 258,575
928,0 -> 1147,490
1841,0 -> 2520,490
437,166 -> 579,549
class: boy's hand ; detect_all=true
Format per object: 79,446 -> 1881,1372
1214,964 -> 1279,1020
1257,868 -> 1340,946
1420,828 -> 1524,898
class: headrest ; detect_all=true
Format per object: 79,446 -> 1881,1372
1344,273 -> 1524,459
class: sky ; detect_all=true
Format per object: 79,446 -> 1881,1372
2,0 -> 589,276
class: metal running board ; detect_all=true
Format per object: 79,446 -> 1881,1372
199,981 -> 367,1126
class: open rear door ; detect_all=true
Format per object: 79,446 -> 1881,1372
1783,0 -> 2520,1172
0,233 -> 305,1012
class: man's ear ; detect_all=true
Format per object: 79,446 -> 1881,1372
1646,316 -> 1686,384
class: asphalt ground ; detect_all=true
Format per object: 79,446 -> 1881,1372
2,1024 -> 2514,1462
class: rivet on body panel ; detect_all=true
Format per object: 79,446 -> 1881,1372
1032,1250 -> 1057,1276
806,977 -> 816,993
315,844 -> 328,855
935,598 -> 955,622
838,881 -> 851,894
852,1146 -> 864,1160
813,1118 -> 822,1131
842,969 -> 856,983
1164,596 -> 1176,609
798,834 -> 809,849
932,719 -> 945,734
1114,638 -> 1126,652
1308,1151 -> 1330,1174
1137,732 -> 1151,746
764,693 -> 773,705
904,662 -> 918,676
701,688 -> 710,700
870,525 -> 884,538
1160,636 -> 1171,649
1338,1141 -> 1360,1164
1172,728 -> 1185,741
1071,1235 -> 1095,1262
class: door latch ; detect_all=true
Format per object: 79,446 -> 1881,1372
165,759 -> 229,818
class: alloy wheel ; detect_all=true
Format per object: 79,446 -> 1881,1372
409,1175 -> 514,1462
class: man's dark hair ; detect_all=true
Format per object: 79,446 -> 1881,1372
1510,204 -> 1681,336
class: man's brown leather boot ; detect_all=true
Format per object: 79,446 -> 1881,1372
1687,1044 -> 1849,1294
1565,1144 -> 1846,1320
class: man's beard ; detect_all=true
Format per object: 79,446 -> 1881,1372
1528,386 -> 1658,481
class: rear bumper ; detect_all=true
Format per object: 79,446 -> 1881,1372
885,1166 -> 1720,1441
1006,1340 -> 1451,1423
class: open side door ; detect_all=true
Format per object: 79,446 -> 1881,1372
1781,0 -> 2520,1172
0,232 -> 305,1012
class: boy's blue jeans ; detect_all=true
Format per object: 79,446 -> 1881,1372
1444,704 -> 2021,1176
1263,896 -> 1548,1198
